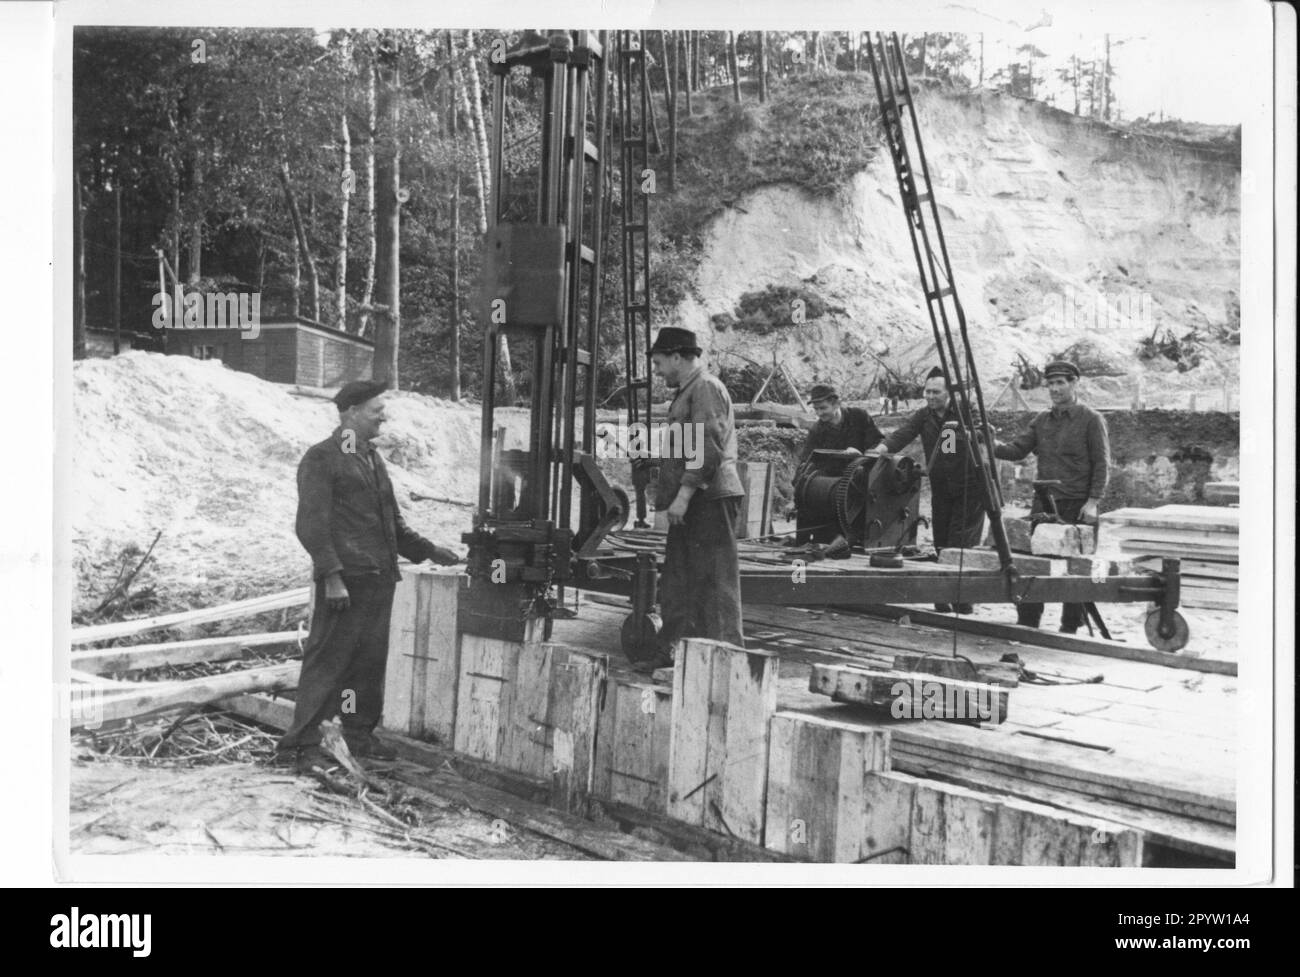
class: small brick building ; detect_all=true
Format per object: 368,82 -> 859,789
164,317 -> 374,387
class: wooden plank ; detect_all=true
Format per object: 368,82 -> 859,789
89,662 -> 301,727
500,642 -> 554,778
855,604 -> 1237,676
598,679 -> 673,814
890,726 -> 1234,825
412,571 -> 464,744
860,767 -> 913,864
667,638 -> 712,825
71,630 -> 299,675
381,573 -> 420,735
453,634 -> 518,764
72,587 -> 311,645
870,771 -> 1144,866
810,663 -> 1010,724
937,548 -> 1065,575
668,639 -> 779,845
545,646 -> 608,814
718,644 -> 780,843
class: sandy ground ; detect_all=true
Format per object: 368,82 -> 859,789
70,756 -> 590,861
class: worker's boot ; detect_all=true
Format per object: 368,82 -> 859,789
934,603 -> 952,613
954,603 -> 975,615
343,731 -> 398,761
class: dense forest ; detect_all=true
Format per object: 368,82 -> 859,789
74,28 -> 1182,401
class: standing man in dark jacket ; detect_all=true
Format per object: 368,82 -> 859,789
994,360 -> 1111,633
880,366 -> 987,613
795,383 -> 885,543
650,327 -> 745,668
281,380 -> 460,775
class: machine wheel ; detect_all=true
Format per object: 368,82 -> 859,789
621,611 -> 664,667
1144,608 -> 1189,652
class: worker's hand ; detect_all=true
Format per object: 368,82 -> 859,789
1080,500 -> 1100,525
666,494 -> 691,526
324,573 -> 350,612
427,544 -> 461,566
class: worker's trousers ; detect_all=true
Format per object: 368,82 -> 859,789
1016,496 -> 1087,631
659,495 -> 746,654
931,485 -> 987,552
278,573 -> 396,751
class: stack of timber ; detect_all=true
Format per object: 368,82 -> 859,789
67,587 -> 310,729
1100,505 -> 1238,610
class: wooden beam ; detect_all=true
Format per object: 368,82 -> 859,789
85,662 -> 301,728
809,663 -> 1010,724
71,631 -> 299,675
858,604 -> 1236,676
72,588 -> 311,645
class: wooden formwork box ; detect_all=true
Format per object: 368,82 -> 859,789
383,569 -> 607,813
382,566 -> 465,745
764,713 -> 894,862
667,638 -> 780,845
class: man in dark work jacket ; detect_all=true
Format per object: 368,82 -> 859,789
795,383 -> 885,543
650,327 -> 745,669
880,366 -> 987,613
994,360 -> 1111,633
280,380 -> 459,776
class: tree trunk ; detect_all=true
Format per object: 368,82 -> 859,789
336,110 -> 351,329
660,31 -> 677,191
757,31 -> 767,101
73,171 -> 86,359
446,33 -> 461,402
1072,56 -> 1080,115
729,32 -> 740,101
1103,34 -> 1112,122
188,164 -> 202,284
372,34 -> 401,387
978,34 -> 984,86
279,159 -> 320,322
113,185 -> 122,354
853,31 -> 859,72
451,39 -> 489,235
920,33 -> 928,79
465,33 -> 493,209
680,30 -> 691,116
360,60 -> 377,335
290,237 -> 300,318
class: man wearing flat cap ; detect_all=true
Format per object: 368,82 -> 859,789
879,366 -> 987,613
281,379 -> 461,776
649,327 -> 745,666
795,383 -> 885,543
994,360 -> 1111,633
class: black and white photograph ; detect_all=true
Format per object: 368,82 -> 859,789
18,0 -> 1290,887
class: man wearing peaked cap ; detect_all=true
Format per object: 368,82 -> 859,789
995,358 -> 1111,633
648,326 -> 746,667
795,381 -> 885,543
880,366 -> 988,613
282,378 -> 461,779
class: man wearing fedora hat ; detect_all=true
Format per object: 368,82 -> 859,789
281,379 -> 461,778
994,360 -> 1111,633
649,327 -> 746,666
795,382 -> 885,544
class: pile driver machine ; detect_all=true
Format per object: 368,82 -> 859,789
460,30 -> 1190,662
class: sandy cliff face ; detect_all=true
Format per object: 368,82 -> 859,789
687,89 -> 1240,406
